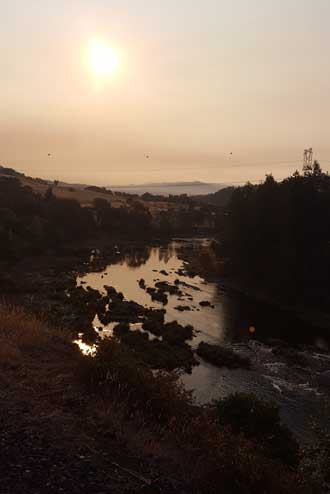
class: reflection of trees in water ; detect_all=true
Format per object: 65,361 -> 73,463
220,295 -> 284,343
158,244 -> 175,264
122,245 -> 152,268
112,244 -> 176,268
221,294 -> 321,345
220,295 -> 255,343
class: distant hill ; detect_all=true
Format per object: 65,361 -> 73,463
0,165 -> 24,178
108,181 -> 227,196
0,165 -> 127,209
0,164 -> 233,208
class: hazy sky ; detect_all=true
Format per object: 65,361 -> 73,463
1,0 -> 330,185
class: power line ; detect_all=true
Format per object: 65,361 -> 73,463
143,160 -> 302,173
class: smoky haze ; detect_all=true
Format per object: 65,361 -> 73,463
1,0 -> 330,185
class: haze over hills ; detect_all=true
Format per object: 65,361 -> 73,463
0,165 -> 229,197
107,181 -> 227,196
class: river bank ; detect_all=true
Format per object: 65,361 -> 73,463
1,238 -> 329,444
0,304 -> 312,494
0,241 -> 154,335
0,305 -> 179,494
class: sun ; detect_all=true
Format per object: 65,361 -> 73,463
88,39 -> 119,77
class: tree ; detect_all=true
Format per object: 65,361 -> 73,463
44,186 -> 54,201
216,393 -> 299,466
219,165 -> 330,308
312,160 -> 322,176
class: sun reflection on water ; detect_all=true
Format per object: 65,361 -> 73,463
74,336 -> 97,356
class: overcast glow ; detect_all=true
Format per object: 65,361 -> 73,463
1,0 -> 330,185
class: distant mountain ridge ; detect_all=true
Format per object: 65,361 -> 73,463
107,181 -> 227,196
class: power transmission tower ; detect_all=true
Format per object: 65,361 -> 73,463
303,148 -> 313,172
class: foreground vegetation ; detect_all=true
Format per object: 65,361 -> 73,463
1,304 -> 328,493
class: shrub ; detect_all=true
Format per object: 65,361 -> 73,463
216,393 -> 299,466
301,434 -> 330,492
79,342 -> 305,493
78,338 -> 193,423
113,327 -> 195,371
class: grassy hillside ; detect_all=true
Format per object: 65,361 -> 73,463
0,165 -> 192,219
0,167 -> 125,208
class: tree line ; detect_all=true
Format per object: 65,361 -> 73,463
219,161 -> 330,310
0,176 -> 218,260
0,178 -> 153,259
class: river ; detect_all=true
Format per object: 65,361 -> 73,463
76,239 -> 330,442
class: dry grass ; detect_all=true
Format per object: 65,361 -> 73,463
12,173 -> 180,214
0,303 -> 86,432
90,392 -> 307,494
19,176 -> 126,208
0,304 -> 72,369
79,339 -> 311,494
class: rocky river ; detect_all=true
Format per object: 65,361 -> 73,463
75,239 -> 330,443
